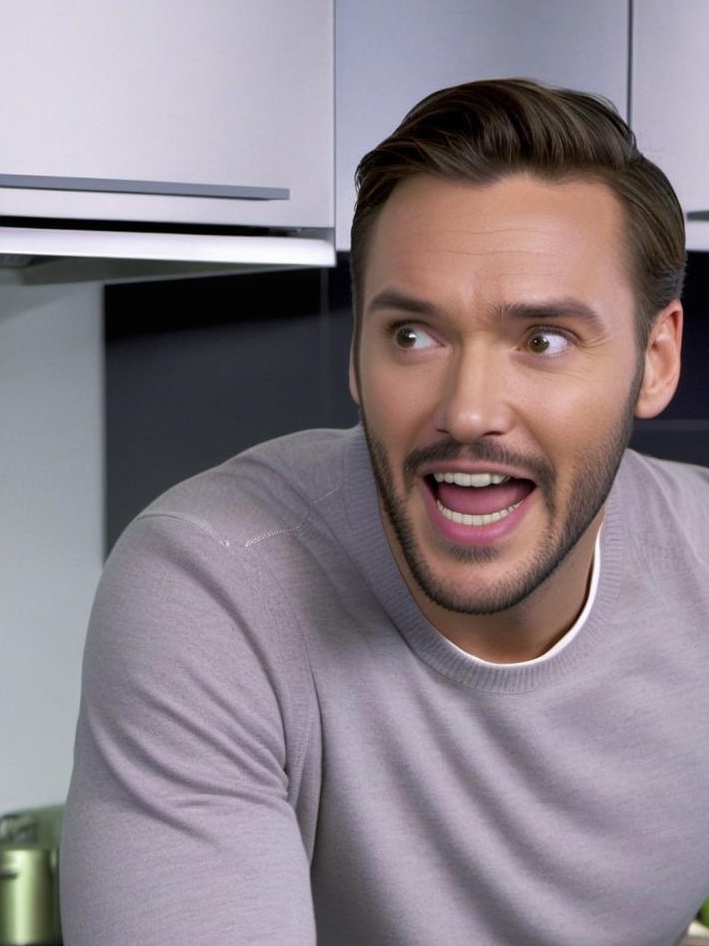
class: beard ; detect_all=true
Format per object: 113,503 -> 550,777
360,379 -> 641,616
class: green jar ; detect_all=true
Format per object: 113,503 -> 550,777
0,846 -> 61,945
700,894 -> 709,928
0,807 -> 63,946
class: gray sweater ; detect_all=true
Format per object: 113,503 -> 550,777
61,426 -> 709,946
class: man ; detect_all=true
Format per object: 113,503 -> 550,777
61,79 -> 709,946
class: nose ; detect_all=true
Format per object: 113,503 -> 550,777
432,345 -> 515,443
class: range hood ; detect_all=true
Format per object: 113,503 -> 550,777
0,174 -> 335,286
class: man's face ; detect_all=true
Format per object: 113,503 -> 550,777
350,173 -> 649,616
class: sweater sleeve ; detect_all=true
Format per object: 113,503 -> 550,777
60,512 -> 316,946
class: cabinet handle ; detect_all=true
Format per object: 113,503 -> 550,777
0,174 -> 289,201
686,211 -> 709,221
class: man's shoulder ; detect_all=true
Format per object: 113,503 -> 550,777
137,425 -> 364,551
619,448 -> 709,495
615,449 -> 709,544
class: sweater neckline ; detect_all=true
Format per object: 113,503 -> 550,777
340,425 -> 625,694
443,524 -> 603,669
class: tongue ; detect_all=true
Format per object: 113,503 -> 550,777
435,479 -> 534,515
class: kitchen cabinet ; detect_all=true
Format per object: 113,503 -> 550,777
631,0 -> 709,250
336,0 -> 628,248
0,0 -> 333,235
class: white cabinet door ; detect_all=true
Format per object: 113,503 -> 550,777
632,0 -> 709,249
0,0 -> 334,230
336,0 -> 628,249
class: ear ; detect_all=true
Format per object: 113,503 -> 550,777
348,343 -> 361,406
634,300 -> 683,419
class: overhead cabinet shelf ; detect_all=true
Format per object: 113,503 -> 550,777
631,0 -> 709,251
0,0 -> 335,272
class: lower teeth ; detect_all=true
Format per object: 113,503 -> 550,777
436,499 -> 523,527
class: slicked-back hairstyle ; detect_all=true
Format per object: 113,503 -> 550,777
350,78 -> 685,349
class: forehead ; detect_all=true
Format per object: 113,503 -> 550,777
362,173 -> 634,317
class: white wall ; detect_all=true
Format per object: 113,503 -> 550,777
0,283 -> 103,814
336,0 -> 629,248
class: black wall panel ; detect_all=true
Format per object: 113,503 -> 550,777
105,256 -> 357,551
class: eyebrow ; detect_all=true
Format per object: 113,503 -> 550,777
367,289 -> 438,318
366,289 -> 605,331
494,299 -> 605,330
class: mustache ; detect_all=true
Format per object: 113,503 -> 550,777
403,437 -> 555,491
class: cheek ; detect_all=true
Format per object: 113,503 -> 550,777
523,380 -> 618,456
360,366 -> 436,435
364,385 -> 412,433
533,386 -> 633,482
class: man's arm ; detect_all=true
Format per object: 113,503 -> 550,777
60,512 -> 316,945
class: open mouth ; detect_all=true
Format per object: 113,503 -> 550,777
425,471 -> 536,527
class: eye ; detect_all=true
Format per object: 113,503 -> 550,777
525,329 -> 573,356
392,323 -> 438,351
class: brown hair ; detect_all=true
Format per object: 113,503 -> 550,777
350,77 -> 685,348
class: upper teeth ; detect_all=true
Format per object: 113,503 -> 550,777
433,472 -> 510,487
